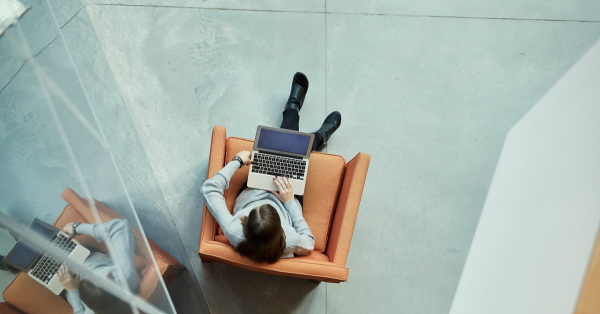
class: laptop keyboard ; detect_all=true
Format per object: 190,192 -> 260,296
251,153 -> 307,180
30,233 -> 77,284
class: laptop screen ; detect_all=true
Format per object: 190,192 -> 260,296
257,128 -> 312,155
6,220 -> 56,270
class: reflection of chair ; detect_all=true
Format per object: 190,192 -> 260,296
1,188 -> 183,314
199,126 -> 370,283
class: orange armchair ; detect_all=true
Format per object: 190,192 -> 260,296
198,126 -> 370,283
2,188 -> 183,314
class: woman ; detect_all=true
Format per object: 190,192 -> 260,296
202,72 -> 341,263
0,220 -> 136,313
57,219 -> 139,314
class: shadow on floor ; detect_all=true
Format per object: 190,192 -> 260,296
168,268 -> 212,313
201,261 -> 321,314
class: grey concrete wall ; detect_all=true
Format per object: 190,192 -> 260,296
450,39 -> 600,314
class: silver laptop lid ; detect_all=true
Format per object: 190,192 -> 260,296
253,125 -> 315,159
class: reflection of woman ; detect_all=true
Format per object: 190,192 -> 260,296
58,219 -> 139,314
202,72 -> 341,263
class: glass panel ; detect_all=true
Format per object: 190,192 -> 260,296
0,1 -> 208,313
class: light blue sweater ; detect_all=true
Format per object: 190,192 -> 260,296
202,161 -> 315,258
66,219 -> 140,314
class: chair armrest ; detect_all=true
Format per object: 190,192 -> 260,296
200,126 -> 227,245
326,152 -> 371,266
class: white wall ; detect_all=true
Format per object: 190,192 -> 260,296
450,39 -> 600,314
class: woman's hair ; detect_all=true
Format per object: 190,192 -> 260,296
79,277 -> 134,314
236,204 -> 286,264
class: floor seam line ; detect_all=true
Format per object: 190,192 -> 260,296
87,3 -> 323,14
0,35 -> 59,95
59,5 -> 85,29
328,11 -> 600,23
85,3 -> 600,23
1,4 -> 85,96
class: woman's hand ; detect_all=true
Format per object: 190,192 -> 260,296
269,176 -> 295,204
236,151 -> 252,166
63,223 -> 76,239
57,264 -> 79,291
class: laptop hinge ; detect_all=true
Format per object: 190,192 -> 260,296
257,150 -> 304,159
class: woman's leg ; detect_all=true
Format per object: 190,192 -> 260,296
311,111 -> 341,151
87,246 -> 104,254
280,108 -> 300,131
281,108 -> 324,151
59,290 -> 69,303
279,109 -> 306,206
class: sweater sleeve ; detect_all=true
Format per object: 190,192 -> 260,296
282,199 -> 315,256
67,289 -> 93,314
201,161 -> 245,247
75,220 -> 140,290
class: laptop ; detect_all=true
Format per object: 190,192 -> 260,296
4,218 -> 91,295
248,126 -> 315,195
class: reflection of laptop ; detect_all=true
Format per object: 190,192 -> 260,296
4,219 -> 90,295
248,126 -> 315,195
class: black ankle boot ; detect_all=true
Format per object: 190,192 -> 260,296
284,72 -> 309,112
314,111 -> 341,151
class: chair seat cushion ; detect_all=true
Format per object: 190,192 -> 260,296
222,137 -> 346,252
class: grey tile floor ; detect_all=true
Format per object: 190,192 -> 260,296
1,0 -> 600,313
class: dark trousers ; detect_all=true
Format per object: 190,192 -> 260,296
237,109 -> 317,207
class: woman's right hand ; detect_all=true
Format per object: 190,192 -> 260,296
269,176 -> 295,204
236,151 -> 252,166
63,223 -> 76,239
58,264 -> 79,291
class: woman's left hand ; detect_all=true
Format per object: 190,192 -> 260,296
57,264 -> 79,291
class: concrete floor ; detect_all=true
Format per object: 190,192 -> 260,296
1,0 -> 600,313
